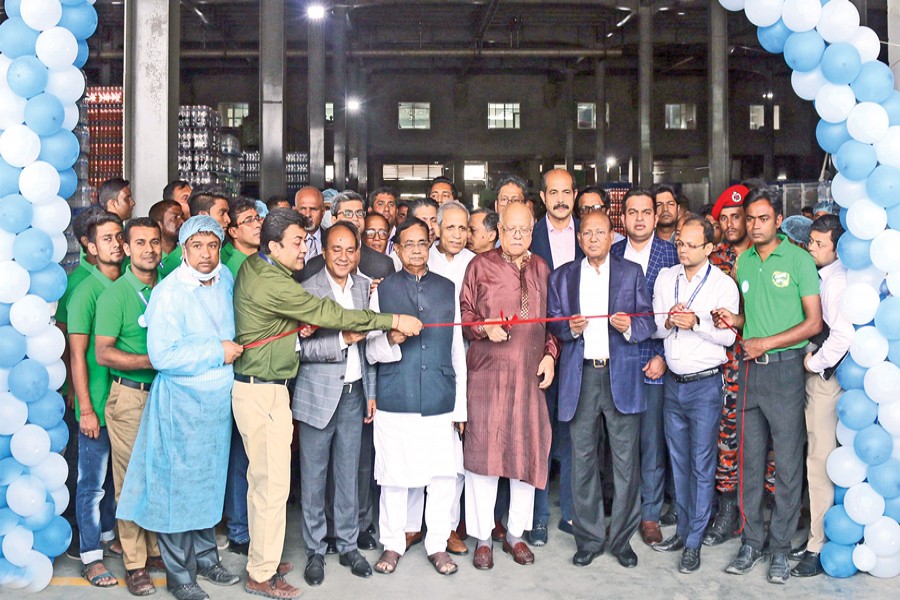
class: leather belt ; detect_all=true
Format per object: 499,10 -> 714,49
670,368 -> 720,384
753,346 -> 807,365
234,374 -> 289,386
583,358 -> 609,368
342,380 -> 361,394
113,376 -> 153,392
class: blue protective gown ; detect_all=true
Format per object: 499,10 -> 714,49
117,265 -> 236,533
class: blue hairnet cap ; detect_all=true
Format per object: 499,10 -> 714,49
179,215 -> 225,245
782,215 -> 812,246
255,200 -> 269,219
322,188 -> 340,203
813,200 -> 837,215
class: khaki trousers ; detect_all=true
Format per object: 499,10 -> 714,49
805,373 -> 841,552
232,381 -> 293,583
106,381 -> 159,570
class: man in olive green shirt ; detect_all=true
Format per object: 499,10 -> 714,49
94,217 -> 165,595
224,198 -> 262,278
232,208 -> 423,599
150,199 -> 186,279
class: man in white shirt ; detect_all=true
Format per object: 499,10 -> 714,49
294,187 -> 326,259
650,215 -> 738,574
791,215 -> 854,578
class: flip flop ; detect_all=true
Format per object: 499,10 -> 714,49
103,540 -> 124,558
82,560 -> 118,588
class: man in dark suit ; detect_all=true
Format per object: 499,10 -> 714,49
548,210 -> 655,569
610,188 -> 679,545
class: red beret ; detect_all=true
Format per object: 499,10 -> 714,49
711,185 -> 749,220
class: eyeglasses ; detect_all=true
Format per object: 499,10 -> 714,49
579,204 -> 607,215
501,225 -> 533,237
400,240 -> 431,251
497,197 -> 524,206
674,240 -> 709,250
364,228 -> 389,239
238,215 -> 263,226
339,209 -> 367,219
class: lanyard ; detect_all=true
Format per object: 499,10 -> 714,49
136,288 -> 149,328
675,263 -> 712,310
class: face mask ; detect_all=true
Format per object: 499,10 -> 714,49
183,257 -> 222,282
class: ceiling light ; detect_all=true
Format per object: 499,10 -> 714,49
308,4 -> 326,20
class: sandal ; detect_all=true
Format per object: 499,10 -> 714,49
82,560 -> 119,588
373,550 -> 401,575
125,568 -> 155,596
104,539 -> 124,558
428,551 -> 458,576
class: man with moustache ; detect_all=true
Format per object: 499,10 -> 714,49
150,200 -> 186,278
429,176 -> 459,205
368,186 -> 399,253
224,199 -> 263,278
493,175 -> 528,213
189,190 -> 234,265
363,212 -> 391,254
575,186 -> 624,244
294,187 -> 327,260
653,184 -> 681,243
468,209 -> 500,255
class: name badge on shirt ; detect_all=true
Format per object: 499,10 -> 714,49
138,314 -> 147,328
295,334 -> 302,352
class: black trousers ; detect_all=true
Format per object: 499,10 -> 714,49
156,528 -> 219,588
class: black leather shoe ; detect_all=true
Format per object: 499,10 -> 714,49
660,506 -> 678,527
788,542 -> 808,562
790,551 -> 823,577
339,550 -> 373,578
653,535 -> 685,553
768,552 -> 791,584
702,494 -> 739,547
196,563 -> 239,586
304,554 -> 325,587
526,523 -> 548,546
614,546 -> 638,568
227,540 -> 249,556
726,544 -> 767,575
572,548 -> 603,567
679,548 -> 701,574
170,583 -> 209,600
357,530 -> 377,551
558,519 -> 574,536
325,538 -> 338,555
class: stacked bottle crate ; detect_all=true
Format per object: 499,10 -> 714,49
84,86 -> 123,190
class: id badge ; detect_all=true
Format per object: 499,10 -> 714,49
295,334 -> 302,351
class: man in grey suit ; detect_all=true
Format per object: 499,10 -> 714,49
292,221 -> 376,587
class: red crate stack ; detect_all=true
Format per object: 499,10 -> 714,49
84,86 -> 124,191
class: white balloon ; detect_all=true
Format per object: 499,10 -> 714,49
49,483 -> 69,516
818,0 -> 861,44
870,552 -> 900,578
10,424 -> 52,467
874,126 -> 900,169
840,281 -> 881,324
827,445 -> 869,488
9,294 -> 52,337
62,102 -> 79,130
29,452 -> 67,491
745,0 -> 785,28
5,474 -> 48,518
832,173 -> 868,208
792,67 -> 828,101
30,197 -> 71,235
19,161 -> 61,203
870,229 -> 900,273
781,0 -> 822,33
45,358 -> 66,390
20,0 -> 63,31
0,54 -> 12,80
719,0 -> 746,10
0,260 -> 32,304
816,83 -> 858,124
35,27 -> 78,70
45,65 -> 86,105
845,198 -> 887,240
0,228 -> 16,261
847,102 -> 890,144
1,526 -> 34,567
0,125 -> 41,168
24,550 -> 53,593
846,265 -> 886,290
0,84 -> 27,130
850,27 -> 883,64
50,232 -> 68,263
865,361 -> 900,405
0,391 -> 28,435
26,325 -> 65,365
844,482 -> 886,526
850,326 -> 890,367
854,543 -> 879,572
837,420 -> 858,447
880,402 -> 900,437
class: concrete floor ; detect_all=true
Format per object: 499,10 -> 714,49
35,506 -> 896,600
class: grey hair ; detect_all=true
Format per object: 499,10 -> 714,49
436,201 -> 470,227
331,190 -> 367,216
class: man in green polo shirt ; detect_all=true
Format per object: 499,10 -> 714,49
224,198 -> 261,278
232,208 -> 423,599
713,189 -> 822,585
67,211 -> 125,588
190,189 -> 234,266
94,217 -> 165,595
150,199 -> 185,279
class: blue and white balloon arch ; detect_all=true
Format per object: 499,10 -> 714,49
0,0 -> 97,592
722,0 -> 900,580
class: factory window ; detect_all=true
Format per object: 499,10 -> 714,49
578,103 -> 596,129
326,103 -> 334,122
398,102 -> 431,129
488,103 -> 520,129
750,104 -> 781,131
382,164 -> 444,180
219,102 -> 249,128
664,103 -> 696,130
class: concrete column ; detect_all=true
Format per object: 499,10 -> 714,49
347,61 -> 360,191
123,0 -> 179,218
638,1 -> 653,187
708,1 -> 730,197
308,13 -> 327,189
453,157 -> 467,206
594,59 -> 607,183
259,0 -> 285,199
851,0 -> 868,25
332,7 -> 347,190
358,69 -> 369,193
564,69 -> 575,172
889,0 -> 900,83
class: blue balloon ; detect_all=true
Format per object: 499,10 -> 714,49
24,93 -> 65,137
0,434 -> 10,459
816,119 -> 852,155
45,421 -> 69,454
851,60 -> 895,104
74,38 -> 89,69
868,458 -> 900,499
8,358 -> 49,403
821,42 -> 863,85
58,168 -> 77,200
0,160 -> 23,198
0,17 -> 39,59
823,505 -> 865,545
837,232 -> 872,270
839,206 -> 849,229
26,391 -> 64,429
885,495 -> 900,521
0,457 -> 24,486
4,0 -> 21,18
887,203 -> 900,231
784,30 -> 826,72
854,423 -> 894,466
0,194 -> 34,234
27,263 -> 67,303
875,296 -> 900,340
836,355 -> 868,390
0,506 -> 22,532
889,339 -> 900,365
758,20 -> 792,54
58,2 -> 99,41
835,140 -> 878,181
837,389 -> 878,430
6,55 -> 48,99
882,91 -> 900,126
0,325 -> 27,368
0,303 -> 9,326
0,483 -> 7,508
866,165 -> 900,209
821,542 -> 858,578
12,227 -> 54,271
835,485 -> 848,505
38,129 -> 80,171
32,515 -> 71,558
23,500 -> 54,531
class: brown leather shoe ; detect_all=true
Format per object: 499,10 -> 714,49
125,568 -> 155,596
640,520 -> 663,545
502,539 -> 535,565
456,521 -> 468,541
447,530 -> 468,556
473,545 -> 494,570
244,574 -> 301,599
405,531 -> 423,550
490,521 -> 506,542
276,562 -> 293,576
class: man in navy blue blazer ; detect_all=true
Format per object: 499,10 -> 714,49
547,210 -> 655,569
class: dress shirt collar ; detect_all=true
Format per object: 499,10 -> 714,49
625,235 -> 653,256
818,258 -> 845,280
325,268 -> 354,295
679,259 -> 711,283
546,214 -> 575,233
581,256 -> 609,274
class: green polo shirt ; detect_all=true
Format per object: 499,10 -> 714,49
94,269 -> 157,384
221,242 -> 235,266
158,245 -> 183,279
66,265 -> 118,424
55,257 -> 92,326
736,234 -> 820,353
233,253 -> 394,380
224,247 -> 251,279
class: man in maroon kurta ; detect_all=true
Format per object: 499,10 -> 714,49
460,202 -> 559,570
